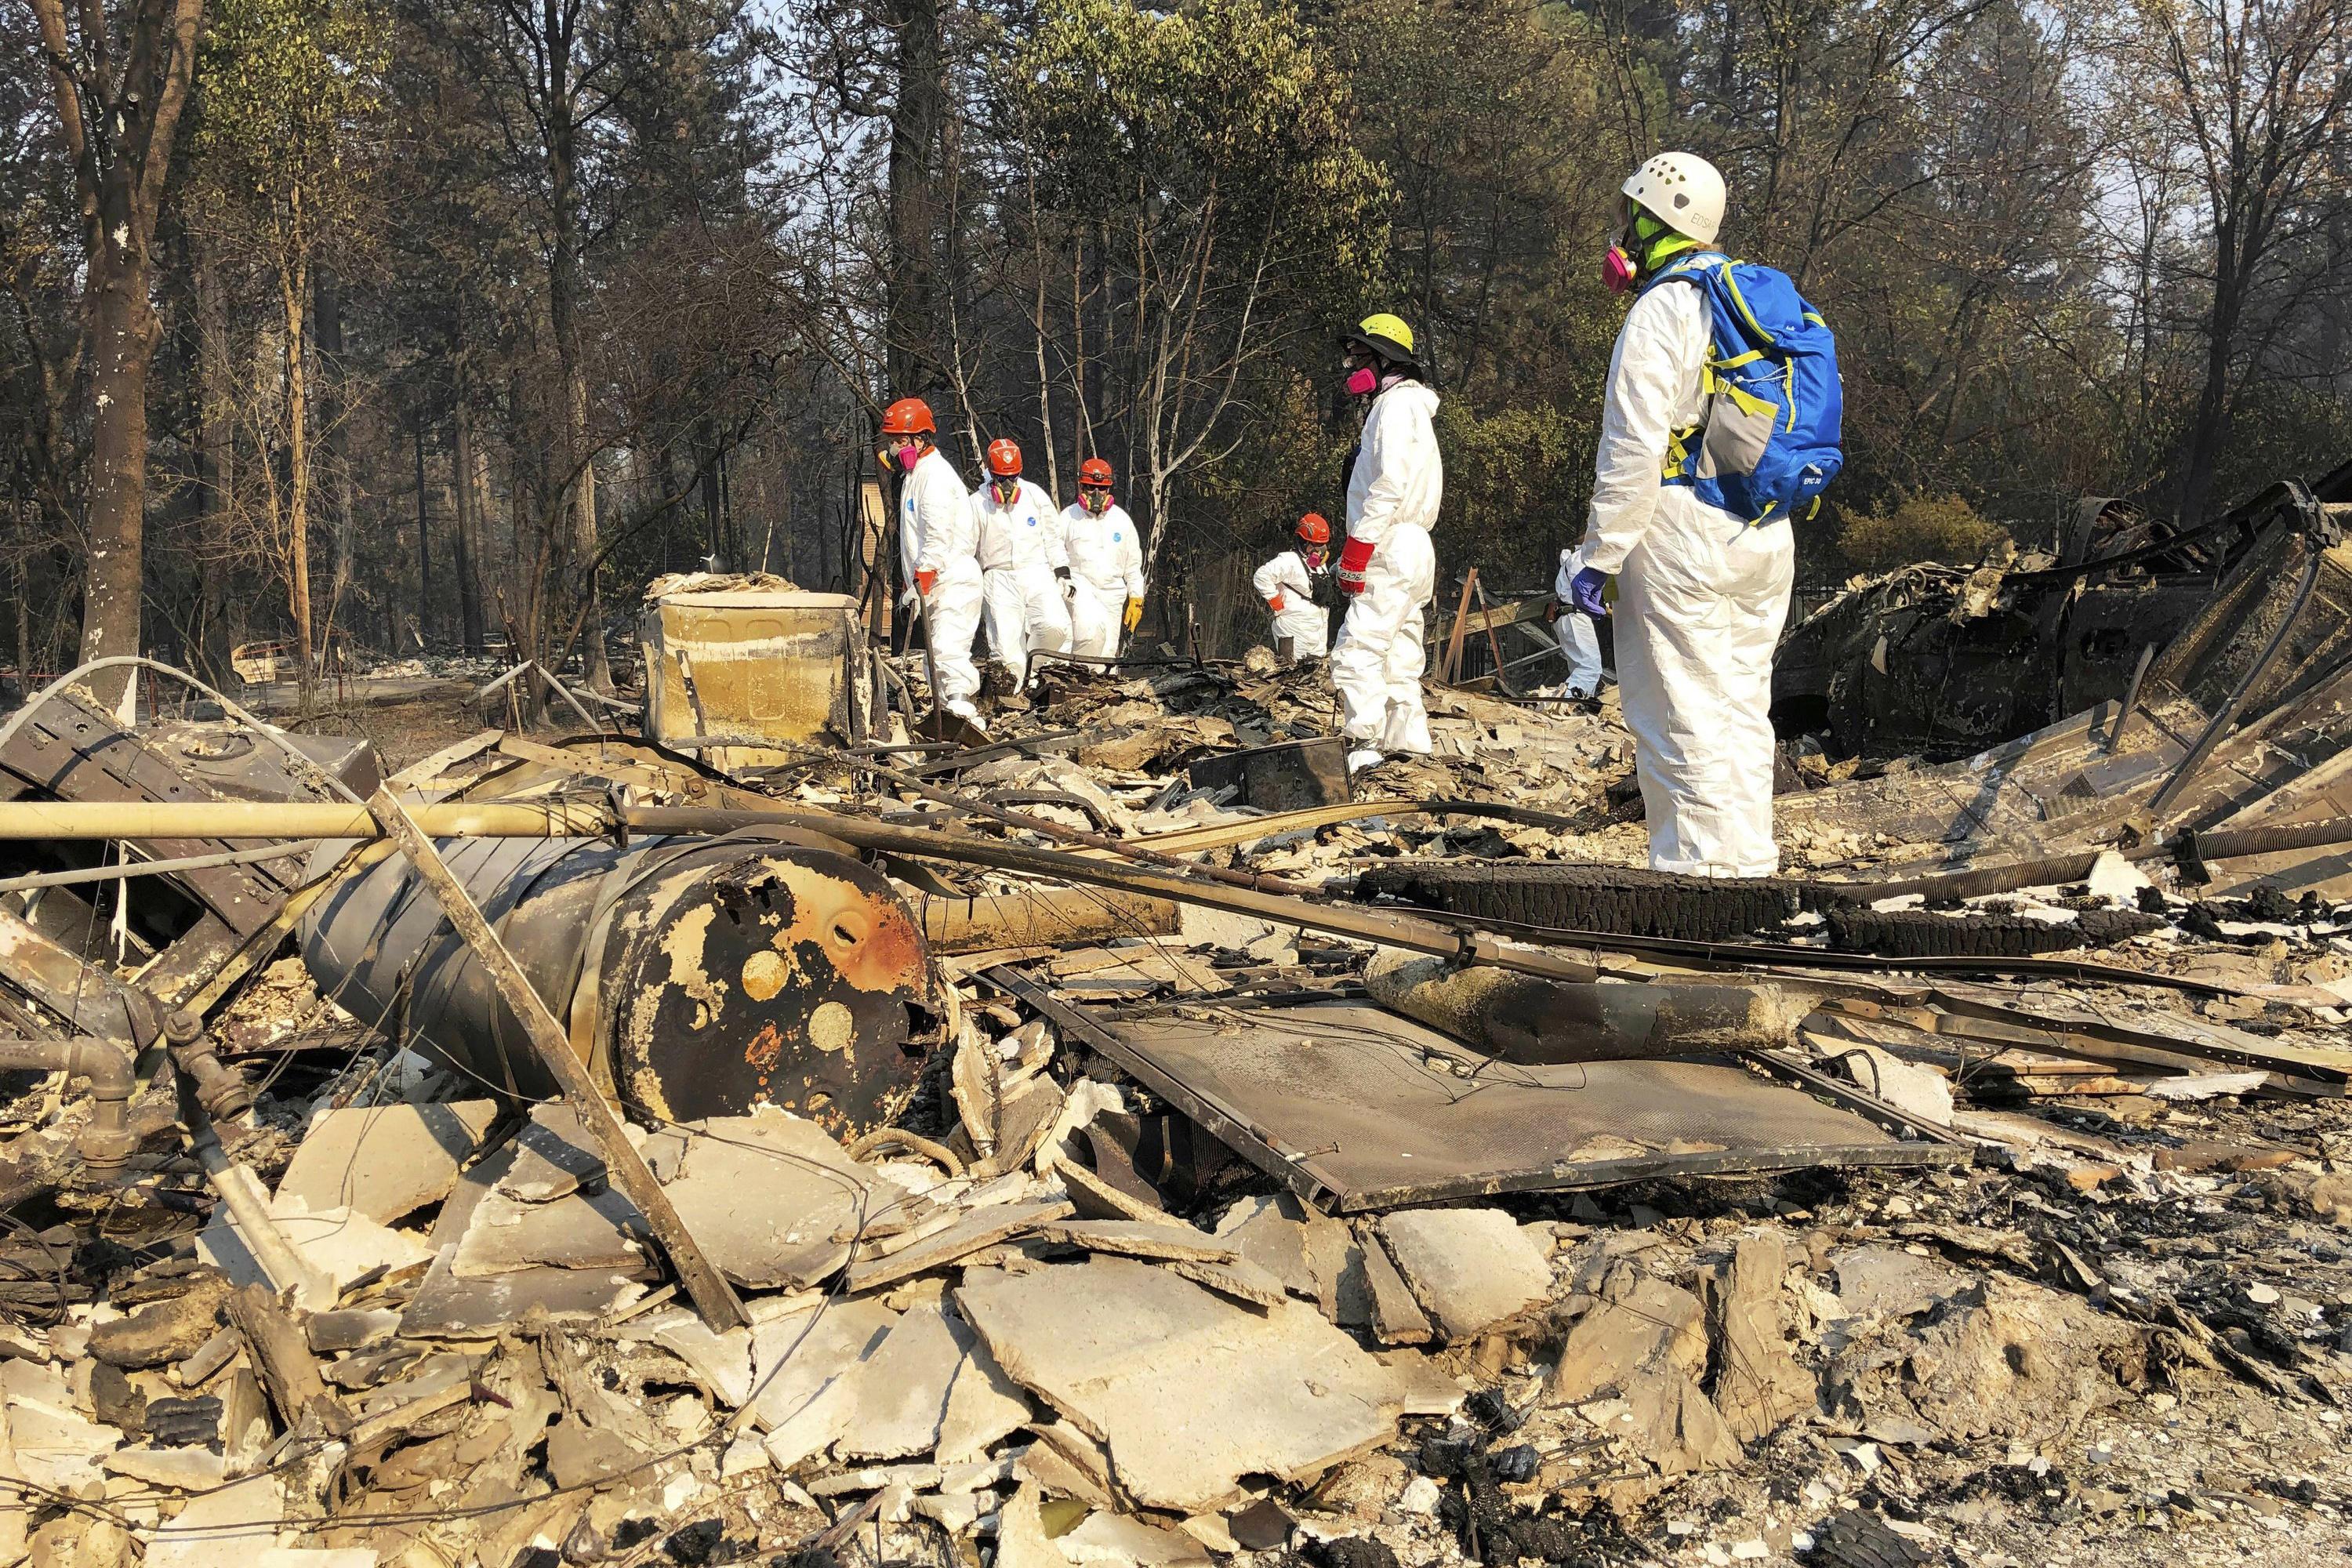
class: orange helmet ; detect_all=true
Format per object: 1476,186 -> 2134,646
880,397 -> 935,437
1079,458 -> 1115,488
985,438 -> 1022,479
1296,513 -> 1330,545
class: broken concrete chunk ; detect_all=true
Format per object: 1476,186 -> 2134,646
496,1103 -> 610,1203
1212,1194 -> 1316,1300
747,1297 -> 898,1471
647,1313 -> 754,1408
448,1181 -> 644,1279
957,1257 -> 1404,1512
831,1299 -> 964,1461
276,1100 -> 499,1223
1624,1369 -> 1742,1477
1548,1274 -> 1706,1406
1059,1159 -> 1181,1226
844,1200 -> 1074,1293
89,1274 -> 230,1368
1376,1207 -> 1551,1341
143,1473 -> 285,1568
659,1114 -> 876,1289
1058,1509 -> 1215,1564
1704,1232 -> 1815,1443
1355,1230 -> 1434,1345
1163,1254 -> 1290,1309
201,1196 -> 434,1299
1832,1247 -> 1973,1319
3,1399 -> 123,1491
1036,1219 -> 1237,1265
937,1316 -> 1035,1463
398,1247 -> 644,1338
993,1482 -> 1063,1568
1299,1208 -> 1371,1327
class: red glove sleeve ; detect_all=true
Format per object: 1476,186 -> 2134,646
1336,535 -> 1375,595
916,569 -> 938,597
1267,593 -> 1286,614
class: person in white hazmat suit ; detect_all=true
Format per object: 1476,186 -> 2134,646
883,397 -> 985,726
1252,512 -> 1334,663
971,437 -> 1070,689
1567,152 -> 1797,877
1550,546 -> 1604,699
1062,457 -> 1147,656
1330,313 -> 1442,772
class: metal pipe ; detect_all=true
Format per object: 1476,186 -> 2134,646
164,1010 -> 252,1121
0,800 -> 612,840
0,840 -> 322,896
187,1110 -> 337,1309
0,1036 -> 136,1168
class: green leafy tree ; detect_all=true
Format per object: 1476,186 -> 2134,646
1006,0 -> 1388,573
190,0 -> 387,712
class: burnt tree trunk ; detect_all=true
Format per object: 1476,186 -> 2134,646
31,0 -> 205,715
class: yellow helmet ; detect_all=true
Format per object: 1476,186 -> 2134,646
1345,312 -> 1417,365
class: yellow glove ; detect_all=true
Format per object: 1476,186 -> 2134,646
1123,597 -> 1145,633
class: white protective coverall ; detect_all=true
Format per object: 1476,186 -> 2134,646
1583,274 -> 1797,877
1552,546 -> 1604,698
1251,549 -> 1330,659
903,447 -> 982,717
1330,379 -> 1443,755
1062,502 -> 1146,656
972,477 -> 1070,685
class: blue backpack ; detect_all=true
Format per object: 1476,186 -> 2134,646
1645,252 -> 1844,524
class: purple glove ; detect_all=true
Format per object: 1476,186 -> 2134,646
1570,565 -> 1609,618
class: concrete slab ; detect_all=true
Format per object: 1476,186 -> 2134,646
1211,1196 -> 1316,1299
747,1298 -> 899,1471
937,1315 -> 1034,1463
275,1101 -> 498,1223
201,1197 -> 434,1298
1356,1231 -> 1434,1345
833,1299 -> 964,1461
958,1257 -> 1403,1512
659,1114 -> 876,1289
844,1200 -> 1073,1293
1059,1510 -> 1214,1564
1376,1207 -> 1552,1341
496,1104 -> 610,1202
145,1474 -> 286,1568
1036,1219 -> 1236,1265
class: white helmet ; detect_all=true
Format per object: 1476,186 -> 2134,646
1622,152 -> 1726,245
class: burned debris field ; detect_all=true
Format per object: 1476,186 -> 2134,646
0,489 -> 2350,1568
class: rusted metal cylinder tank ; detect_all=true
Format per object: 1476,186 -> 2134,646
298,834 -> 942,1136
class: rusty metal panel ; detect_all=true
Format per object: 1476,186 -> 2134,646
638,576 -> 866,757
999,982 -> 1964,1212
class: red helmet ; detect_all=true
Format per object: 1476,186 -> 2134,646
1079,458 -> 1115,488
880,397 -> 935,437
1296,513 -> 1330,545
985,438 -> 1022,479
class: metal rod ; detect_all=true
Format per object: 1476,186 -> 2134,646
2107,643 -> 2156,753
2148,488 -> 2328,819
364,788 -> 750,1332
